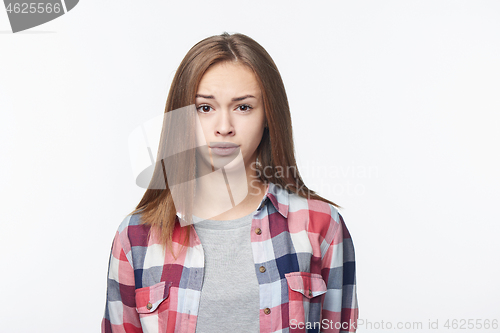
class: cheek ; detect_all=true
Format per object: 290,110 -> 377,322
195,132 -> 206,147
195,118 -> 208,146
246,125 -> 265,149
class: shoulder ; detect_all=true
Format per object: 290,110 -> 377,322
287,190 -> 341,243
115,213 -> 152,250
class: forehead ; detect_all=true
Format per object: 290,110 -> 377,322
197,62 -> 261,96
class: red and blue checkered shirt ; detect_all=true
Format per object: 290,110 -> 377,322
102,182 -> 358,333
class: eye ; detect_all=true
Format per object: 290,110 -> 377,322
197,105 -> 213,113
237,104 -> 253,112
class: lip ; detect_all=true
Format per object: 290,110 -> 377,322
209,142 -> 239,148
209,143 -> 240,156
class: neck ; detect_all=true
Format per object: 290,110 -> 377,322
193,157 -> 268,220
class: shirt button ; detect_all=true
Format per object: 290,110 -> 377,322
255,228 -> 262,235
264,307 -> 271,315
259,266 -> 266,273
308,289 -> 313,297
146,302 -> 153,310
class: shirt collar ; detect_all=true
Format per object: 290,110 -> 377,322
257,181 -> 289,218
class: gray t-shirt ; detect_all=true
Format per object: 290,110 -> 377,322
192,210 -> 260,332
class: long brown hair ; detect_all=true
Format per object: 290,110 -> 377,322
128,32 -> 340,253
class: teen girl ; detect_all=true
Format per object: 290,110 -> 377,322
102,32 -> 358,333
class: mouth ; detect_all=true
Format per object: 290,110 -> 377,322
209,143 -> 240,156
209,142 -> 239,148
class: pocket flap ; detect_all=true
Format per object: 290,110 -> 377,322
285,272 -> 327,299
135,281 -> 172,314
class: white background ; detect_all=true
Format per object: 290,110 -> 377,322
1,1 -> 499,332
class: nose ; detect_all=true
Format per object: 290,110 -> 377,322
215,110 -> 234,136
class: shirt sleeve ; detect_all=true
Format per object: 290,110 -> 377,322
321,212 -> 358,333
101,228 -> 142,333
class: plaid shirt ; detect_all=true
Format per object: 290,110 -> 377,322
102,182 -> 358,333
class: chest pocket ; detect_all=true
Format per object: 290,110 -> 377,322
285,272 -> 327,332
135,281 -> 172,333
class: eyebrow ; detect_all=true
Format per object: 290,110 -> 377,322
195,94 -> 256,102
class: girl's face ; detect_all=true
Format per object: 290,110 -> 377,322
195,61 -> 266,172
